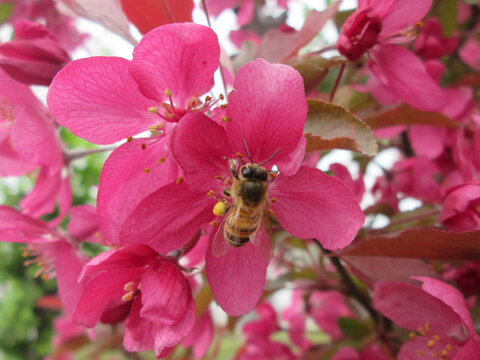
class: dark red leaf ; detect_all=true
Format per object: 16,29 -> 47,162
120,0 -> 194,34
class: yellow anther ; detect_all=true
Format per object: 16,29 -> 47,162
126,136 -> 133,142
164,89 -> 172,97
427,340 -> 435,349
409,332 -> 416,339
205,96 -> 212,102
446,344 -> 452,351
22,251 -> 30,257
220,104 -> 227,109
124,282 -> 135,291
418,326 -> 427,336
206,190 -> 214,197
270,197 -> 277,203
141,143 -> 147,150
440,349 -> 447,357
176,176 -> 183,184
214,175 -> 223,179
213,201 -> 227,216
158,157 -> 166,164
149,125 -> 158,133
210,221 -> 218,227
148,106 -> 158,114
144,168 -> 150,174
221,115 -> 228,123
122,291 -> 134,302
219,94 -> 224,100
433,334 -> 440,341
425,323 -> 431,331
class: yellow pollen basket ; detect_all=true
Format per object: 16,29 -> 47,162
213,201 -> 227,216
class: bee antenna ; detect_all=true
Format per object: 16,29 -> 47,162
258,148 -> 281,166
243,139 -> 254,163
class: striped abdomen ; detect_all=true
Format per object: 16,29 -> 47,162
224,203 -> 262,247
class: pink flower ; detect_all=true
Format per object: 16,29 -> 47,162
332,343 -> 389,360
243,302 -> 278,338
120,59 -> 364,315
0,19 -> 70,86
282,290 -> 310,351
309,290 -> 354,340
338,0 -> 446,112
413,18 -> 458,59
73,244 -> 195,358
373,277 -> 480,359
47,23 -> 220,145
440,181 -> 480,232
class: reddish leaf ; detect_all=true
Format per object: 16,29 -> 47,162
364,103 -> 459,129
340,228 -> 480,260
304,99 -> 378,156
256,0 -> 340,63
120,0 -> 194,34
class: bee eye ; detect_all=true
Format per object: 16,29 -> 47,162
241,167 -> 253,178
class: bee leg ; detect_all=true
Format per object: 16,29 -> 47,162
223,188 -> 231,197
229,159 -> 238,179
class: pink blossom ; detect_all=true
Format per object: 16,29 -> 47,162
0,19 -> 70,86
47,23 -> 220,145
459,37 -> 480,70
338,0 -> 446,112
74,244 -> 195,357
182,312 -> 214,359
373,277 -> 480,359
120,59 -> 364,315
282,289 -> 310,351
243,302 -> 278,338
329,163 -> 365,203
332,343 -> 389,360
309,290 -> 354,340
413,18 -> 458,59
440,181 -> 480,232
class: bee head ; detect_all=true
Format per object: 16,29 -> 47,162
240,164 -> 268,181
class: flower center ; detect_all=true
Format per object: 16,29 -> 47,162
408,323 -> 460,359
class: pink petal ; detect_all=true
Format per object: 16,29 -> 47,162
47,56 -> 158,144
414,277 -> 476,337
456,338 -> 480,359
270,166 -> 364,250
373,282 -> 464,338
171,113 -> 232,193
67,205 -> 99,242
74,267 -> 145,327
98,136 -> 180,244
244,302 -> 278,337
226,59 -> 307,175
408,125 -> 446,159
370,44 -> 447,112
119,183 -> 216,254
329,163 -> 365,203
140,263 -> 192,325
182,312 -> 214,359
379,0 -> 432,36
236,0 -> 254,26
0,205 -> 57,242
205,228 -> 270,316
129,23 -> 219,107
124,295 -> 159,351
0,140 -> 36,176
55,243 -> 87,315
332,346 -> 360,360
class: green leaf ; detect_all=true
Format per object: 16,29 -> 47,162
364,103 -> 459,129
304,99 -> 378,156
333,86 -> 376,113
434,0 -> 458,36
0,3 -> 13,23
337,317 -> 371,341
287,56 -> 347,94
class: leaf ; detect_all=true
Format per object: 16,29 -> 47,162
195,281 -> 213,318
334,9 -> 354,31
332,86 -> 376,113
364,103 -> 459,129
287,56 -> 347,94
339,228 -> 480,260
256,0 -> 341,63
337,317 -> 370,341
0,3 -> 13,23
120,0 -> 194,34
304,99 -> 378,156
434,0 -> 458,36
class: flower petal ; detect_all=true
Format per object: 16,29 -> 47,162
379,0 -> 432,36
226,59 -> 307,173
270,166 -> 364,250
171,113 -> 232,192
67,205 -> 99,243
129,23 -> 220,107
140,262 -> 192,325
370,45 -> 447,112
408,125 -> 446,159
47,56 -> 158,144
124,295 -> 159,351
205,227 -> 270,316
98,136 -> 180,244
119,183 -> 216,254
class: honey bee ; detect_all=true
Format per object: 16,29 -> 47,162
212,143 -> 279,258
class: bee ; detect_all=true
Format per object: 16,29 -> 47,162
212,142 -> 279,258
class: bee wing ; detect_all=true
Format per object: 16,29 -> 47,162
211,207 -> 233,258
249,203 -> 274,262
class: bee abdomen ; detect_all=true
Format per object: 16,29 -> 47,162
224,217 -> 259,247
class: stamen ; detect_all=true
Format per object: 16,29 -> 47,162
122,291 -> 134,302
219,94 -> 224,100
206,190 -> 214,197
176,176 -> 183,184
124,282 -> 135,291
214,175 -> 223,179
158,157 -> 166,164
148,107 -> 158,114
235,152 -> 243,158
144,168 -> 150,174
213,201 -> 227,216
220,104 -> 227,109
141,143 -> 147,150
427,340 -> 435,349
164,89 -> 172,97
149,125 -> 158,133
210,221 -> 218,227
270,197 -> 277,203
127,136 -> 134,142
268,209 -> 275,217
